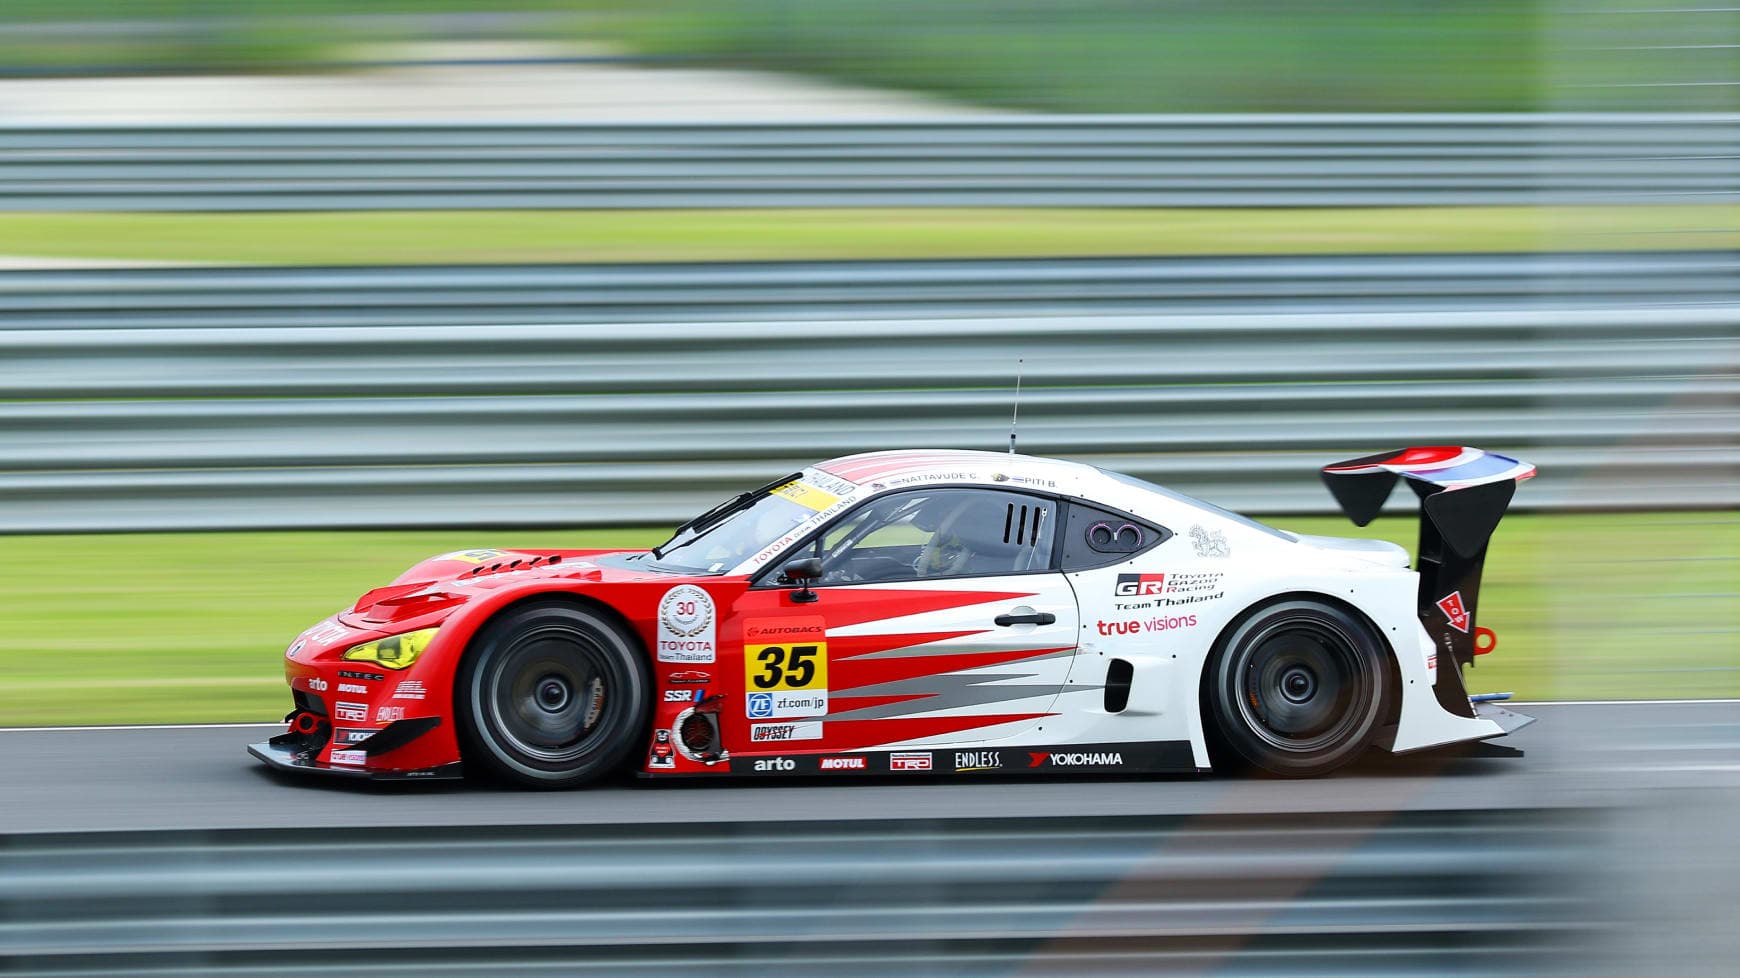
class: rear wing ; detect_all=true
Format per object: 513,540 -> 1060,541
1320,447 -> 1536,718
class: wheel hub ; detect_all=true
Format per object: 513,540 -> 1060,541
1280,666 -> 1317,703
535,676 -> 572,713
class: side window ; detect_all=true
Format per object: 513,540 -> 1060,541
806,488 -> 1058,585
1060,502 -> 1167,572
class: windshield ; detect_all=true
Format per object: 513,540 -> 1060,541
639,479 -> 825,574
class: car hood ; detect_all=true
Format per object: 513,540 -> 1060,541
340,547 -> 664,630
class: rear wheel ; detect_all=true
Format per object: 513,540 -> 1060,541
1207,598 -> 1391,777
456,601 -> 650,788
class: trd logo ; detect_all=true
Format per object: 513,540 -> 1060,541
752,757 -> 795,772
1114,573 -> 1166,597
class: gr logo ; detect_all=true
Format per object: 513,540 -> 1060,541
1114,573 -> 1166,597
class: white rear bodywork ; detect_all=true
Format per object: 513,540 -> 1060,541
732,449 -> 1507,768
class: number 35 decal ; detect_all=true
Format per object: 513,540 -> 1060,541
743,617 -> 829,693
750,644 -> 825,690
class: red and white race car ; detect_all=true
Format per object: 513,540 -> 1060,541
251,446 -> 1535,786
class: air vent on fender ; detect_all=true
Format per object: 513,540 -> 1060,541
1104,659 -> 1133,713
355,584 -> 463,625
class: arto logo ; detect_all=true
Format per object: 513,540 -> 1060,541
1436,591 -> 1471,633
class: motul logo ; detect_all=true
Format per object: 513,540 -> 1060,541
1029,751 -> 1124,767
819,756 -> 865,770
1437,591 -> 1471,633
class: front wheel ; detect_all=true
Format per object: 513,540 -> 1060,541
456,601 -> 651,788
1206,598 -> 1392,778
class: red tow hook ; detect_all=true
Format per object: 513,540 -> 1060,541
1474,627 -> 1498,656
289,712 -> 323,736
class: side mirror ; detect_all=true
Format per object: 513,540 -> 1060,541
782,557 -> 823,604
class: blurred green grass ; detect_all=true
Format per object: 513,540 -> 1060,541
1,512 -> 1732,726
1,1 -> 1714,112
6,207 -> 1738,266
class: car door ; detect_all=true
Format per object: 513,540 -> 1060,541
722,487 -> 1081,754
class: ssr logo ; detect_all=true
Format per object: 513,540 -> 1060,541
752,757 -> 796,772
1114,573 -> 1166,597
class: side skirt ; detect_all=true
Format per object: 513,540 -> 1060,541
642,740 -> 1200,777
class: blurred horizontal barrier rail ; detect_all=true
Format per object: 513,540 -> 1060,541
2,114 -> 1738,209
6,251 -> 1740,327
2,298 -> 1737,530
0,810 -> 1601,977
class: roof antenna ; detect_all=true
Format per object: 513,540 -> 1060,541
1009,358 -> 1024,455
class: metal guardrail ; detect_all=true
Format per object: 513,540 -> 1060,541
0,810 -> 1600,977
2,297 -> 1735,531
6,251 -> 1740,328
1,114 -> 1737,209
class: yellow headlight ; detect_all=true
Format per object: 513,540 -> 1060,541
341,627 -> 438,671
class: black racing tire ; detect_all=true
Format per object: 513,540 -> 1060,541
1206,598 -> 1392,778
455,600 -> 651,789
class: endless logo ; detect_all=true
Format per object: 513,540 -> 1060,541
954,751 -> 1002,771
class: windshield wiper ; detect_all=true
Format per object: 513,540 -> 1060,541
649,471 -> 803,560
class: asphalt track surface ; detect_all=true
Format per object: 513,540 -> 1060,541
2,701 -> 1736,836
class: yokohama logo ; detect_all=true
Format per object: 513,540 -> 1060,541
1028,751 -> 1124,767
819,756 -> 866,770
1436,591 -> 1471,633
